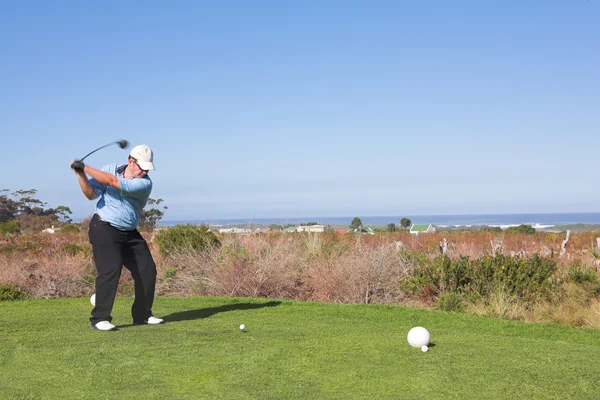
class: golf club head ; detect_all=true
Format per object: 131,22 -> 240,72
117,139 -> 129,149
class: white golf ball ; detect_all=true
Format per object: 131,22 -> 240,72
90,293 -> 96,306
239,324 -> 245,331
407,326 -> 430,348
421,345 -> 428,352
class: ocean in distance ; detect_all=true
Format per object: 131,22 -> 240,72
162,212 -> 600,230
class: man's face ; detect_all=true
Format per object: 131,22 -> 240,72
128,157 -> 148,178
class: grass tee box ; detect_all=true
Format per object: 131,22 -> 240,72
1,297 -> 600,399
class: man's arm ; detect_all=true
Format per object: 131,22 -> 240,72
71,161 -> 122,200
82,165 -> 122,189
72,163 -> 98,200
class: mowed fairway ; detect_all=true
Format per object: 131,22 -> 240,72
1,297 -> 599,399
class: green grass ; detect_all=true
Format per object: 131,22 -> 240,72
1,297 -> 600,399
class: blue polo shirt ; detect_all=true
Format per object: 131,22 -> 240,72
90,163 -> 153,231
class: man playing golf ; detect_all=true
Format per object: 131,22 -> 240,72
71,144 -> 162,331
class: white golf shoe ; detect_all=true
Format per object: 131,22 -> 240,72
147,316 -> 164,325
134,316 -> 164,325
92,321 -> 116,331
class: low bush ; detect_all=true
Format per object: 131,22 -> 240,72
534,283 -> 600,328
163,268 -> 177,279
566,261 -> 600,298
505,224 -> 536,234
155,225 -> 221,256
0,284 -> 29,301
472,254 -> 556,299
568,262 -> 598,284
437,292 -> 464,312
469,286 -> 526,320
61,243 -> 91,257
10,233 -> 53,254
60,224 -> 81,233
0,221 -> 20,235
4,229 -> 600,328
405,254 -> 557,300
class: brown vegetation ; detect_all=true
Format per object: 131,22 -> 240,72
2,229 -> 600,328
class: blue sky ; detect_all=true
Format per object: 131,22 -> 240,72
1,1 -> 599,221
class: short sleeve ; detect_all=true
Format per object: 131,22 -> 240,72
118,176 -> 152,199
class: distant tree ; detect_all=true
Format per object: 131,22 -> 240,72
1,188 -> 73,229
0,189 -> 18,223
387,223 -> 397,232
349,217 -> 363,231
505,224 -> 536,235
268,224 -> 282,231
400,218 -> 412,229
52,205 -> 73,224
479,226 -> 502,233
299,222 -> 319,226
139,198 -> 168,232
12,189 -> 46,215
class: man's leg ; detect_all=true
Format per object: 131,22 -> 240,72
89,215 -> 124,325
123,230 -> 157,323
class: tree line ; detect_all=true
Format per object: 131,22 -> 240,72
0,189 -> 74,233
350,217 -> 412,232
0,189 -> 167,233
2,188 -> 417,235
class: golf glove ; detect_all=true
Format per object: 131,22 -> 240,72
71,160 -> 85,171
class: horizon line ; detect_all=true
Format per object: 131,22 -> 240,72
161,211 -> 600,223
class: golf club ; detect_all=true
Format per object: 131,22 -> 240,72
81,139 -> 129,161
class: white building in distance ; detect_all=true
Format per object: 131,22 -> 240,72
297,225 -> 326,233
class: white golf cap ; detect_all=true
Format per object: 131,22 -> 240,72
129,144 -> 155,171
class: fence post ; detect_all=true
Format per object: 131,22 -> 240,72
440,238 -> 448,255
559,230 -> 570,257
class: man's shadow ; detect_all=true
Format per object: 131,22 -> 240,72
116,301 -> 281,328
163,301 -> 282,323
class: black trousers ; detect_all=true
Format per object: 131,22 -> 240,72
88,214 -> 157,325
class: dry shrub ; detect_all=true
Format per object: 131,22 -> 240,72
533,283 -> 600,329
156,233 -> 416,304
157,234 -> 304,299
0,252 -> 91,298
4,229 -> 600,330
467,286 -> 528,321
302,232 -> 323,256
14,214 -> 56,233
0,231 -> 95,298
452,233 -> 490,258
207,235 -> 301,298
407,234 -> 433,253
156,251 -> 211,296
153,226 -> 221,296
155,247 -> 214,296
301,241 -> 414,304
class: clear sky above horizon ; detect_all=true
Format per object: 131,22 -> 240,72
1,1 -> 599,222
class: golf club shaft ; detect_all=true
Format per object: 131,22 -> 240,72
81,143 -> 115,161
80,140 -> 128,161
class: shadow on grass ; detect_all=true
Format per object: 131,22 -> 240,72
116,301 -> 282,329
163,301 -> 282,323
